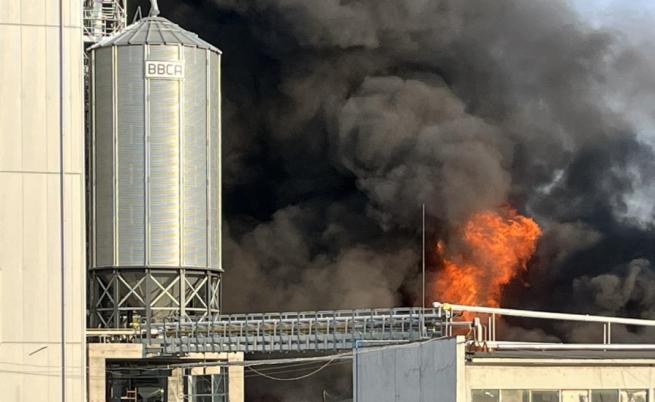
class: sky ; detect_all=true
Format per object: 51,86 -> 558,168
572,0 -> 655,228
573,0 -> 655,27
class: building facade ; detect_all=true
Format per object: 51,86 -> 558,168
0,0 -> 87,401
356,332 -> 655,402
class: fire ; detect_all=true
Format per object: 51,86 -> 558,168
435,207 -> 542,308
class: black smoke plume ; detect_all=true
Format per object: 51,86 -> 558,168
130,1 -> 655,400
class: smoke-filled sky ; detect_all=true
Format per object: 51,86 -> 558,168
132,0 -> 655,399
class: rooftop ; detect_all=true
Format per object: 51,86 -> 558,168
89,16 -> 220,52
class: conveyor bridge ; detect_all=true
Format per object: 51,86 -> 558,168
136,307 -> 447,356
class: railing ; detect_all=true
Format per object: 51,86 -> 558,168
434,301 -> 655,350
86,302 -> 655,356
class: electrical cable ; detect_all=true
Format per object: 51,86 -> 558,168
246,358 -> 338,381
243,360 -> 350,379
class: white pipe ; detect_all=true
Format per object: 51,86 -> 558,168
485,341 -> 655,350
433,302 -> 655,327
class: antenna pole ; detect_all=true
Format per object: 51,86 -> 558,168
421,203 -> 426,337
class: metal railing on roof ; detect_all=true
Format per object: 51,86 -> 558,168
434,301 -> 655,350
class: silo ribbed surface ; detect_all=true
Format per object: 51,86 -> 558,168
90,17 -> 221,270
88,16 -> 222,326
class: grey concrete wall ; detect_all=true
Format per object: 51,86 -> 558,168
355,337 -> 465,402
0,0 -> 86,401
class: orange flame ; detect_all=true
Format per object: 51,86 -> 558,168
435,207 -> 542,308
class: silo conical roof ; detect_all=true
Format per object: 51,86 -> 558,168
89,16 -> 220,53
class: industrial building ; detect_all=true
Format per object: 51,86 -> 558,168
2,0 -> 655,401
0,0 -> 86,400
355,303 -> 655,402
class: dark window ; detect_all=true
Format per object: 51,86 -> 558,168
593,390 -> 619,402
532,390 -> 560,402
189,371 -> 229,402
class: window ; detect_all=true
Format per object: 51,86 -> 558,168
593,390 -> 619,402
188,371 -> 229,402
502,390 -> 529,402
472,388 -> 647,402
473,389 -> 500,402
563,390 -> 590,402
621,390 -> 647,402
532,390 -> 560,402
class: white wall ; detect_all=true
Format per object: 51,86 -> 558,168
355,337 -> 466,402
0,0 -> 86,401
465,364 -> 655,393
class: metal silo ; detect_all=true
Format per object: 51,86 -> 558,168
88,9 -> 222,328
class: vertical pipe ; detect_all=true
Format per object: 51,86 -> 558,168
492,313 -> 496,342
145,268 -> 151,340
113,269 -> 119,327
354,339 -> 361,402
217,53 -> 222,272
180,268 -> 186,320
178,44 -> 184,267
488,316 -> 492,343
144,45 -> 150,266
205,49 -> 211,269
91,51 -> 97,269
112,46 -> 118,264
59,0 -> 66,397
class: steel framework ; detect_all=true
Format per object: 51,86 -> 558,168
83,0 -> 128,43
89,268 -> 222,328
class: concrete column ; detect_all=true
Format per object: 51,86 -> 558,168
168,368 -> 185,402
88,343 -> 144,402
228,352 -> 245,402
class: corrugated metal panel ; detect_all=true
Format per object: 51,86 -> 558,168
116,45 -> 145,266
94,47 -> 115,267
209,52 -> 220,269
92,43 -> 221,271
147,44 -> 179,62
182,47 -> 208,267
148,46 -> 181,266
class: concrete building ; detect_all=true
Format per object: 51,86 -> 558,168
354,304 -> 655,402
87,343 -> 243,402
0,0 -> 87,401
